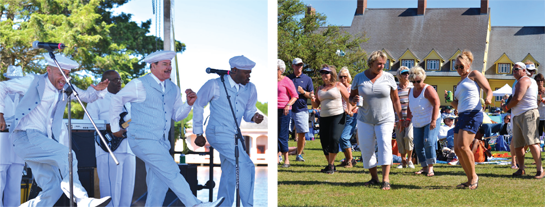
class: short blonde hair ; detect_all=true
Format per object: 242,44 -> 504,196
408,65 -> 426,82
456,50 -> 474,68
278,59 -> 286,73
367,50 -> 387,67
396,66 -> 410,79
338,66 -> 352,83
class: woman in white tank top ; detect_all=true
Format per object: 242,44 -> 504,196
406,66 -> 441,177
450,50 -> 493,190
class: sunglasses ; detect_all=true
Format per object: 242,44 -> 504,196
294,63 -> 303,67
401,72 -> 409,75
455,65 -> 464,70
339,76 -> 348,78
513,67 -> 522,71
410,80 -> 422,83
320,70 -> 330,75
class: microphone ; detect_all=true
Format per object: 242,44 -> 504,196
32,41 -> 66,50
206,67 -> 230,75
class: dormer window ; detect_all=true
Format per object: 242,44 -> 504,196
401,59 -> 414,68
426,59 -> 440,70
498,63 -> 511,74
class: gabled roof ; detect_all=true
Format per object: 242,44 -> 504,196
343,8 -> 489,73
485,26 -> 545,75
423,48 -> 445,61
400,48 -> 420,61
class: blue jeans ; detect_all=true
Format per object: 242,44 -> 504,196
413,118 -> 441,167
339,112 -> 357,150
278,109 -> 291,153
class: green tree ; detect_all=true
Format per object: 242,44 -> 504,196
278,0 -> 368,89
256,101 -> 268,116
0,0 -> 185,85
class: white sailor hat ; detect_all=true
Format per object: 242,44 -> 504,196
143,51 -> 176,63
4,65 -> 24,79
44,54 -> 79,70
229,55 -> 255,70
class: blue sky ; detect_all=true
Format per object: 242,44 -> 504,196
301,0 -> 545,26
113,0 -> 270,102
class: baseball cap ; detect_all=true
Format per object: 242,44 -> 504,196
292,58 -> 303,65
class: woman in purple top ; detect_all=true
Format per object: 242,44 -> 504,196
277,59 -> 298,168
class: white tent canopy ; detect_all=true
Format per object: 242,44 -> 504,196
492,84 -> 512,96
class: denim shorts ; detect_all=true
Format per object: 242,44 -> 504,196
454,110 -> 483,134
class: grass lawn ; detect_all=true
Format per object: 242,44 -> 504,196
278,138 -> 545,206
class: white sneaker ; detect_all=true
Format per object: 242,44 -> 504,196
193,197 -> 225,207
77,196 -> 111,207
396,164 -> 403,169
407,161 -> 415,169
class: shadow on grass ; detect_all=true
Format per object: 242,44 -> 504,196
277,180 -> 455,189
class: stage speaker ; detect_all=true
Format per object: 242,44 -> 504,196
71,130 -> 97,168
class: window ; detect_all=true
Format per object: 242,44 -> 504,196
451,59 -> 457,71
426,59 -> 440,70
401,59 -> 414,68
498,63 -> 511,74
431,85 -> 437,91
384,59 -> 390,70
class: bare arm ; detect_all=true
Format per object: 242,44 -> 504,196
505,78 -> 530,111
424,85 -> 441,129
470,70 -> 493,105
391,88 -> 403,130
311,86 -> 322,108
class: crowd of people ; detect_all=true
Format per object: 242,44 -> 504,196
278,50 -> 544,191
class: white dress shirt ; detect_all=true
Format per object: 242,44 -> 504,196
0,74 -> 105,139
192,75 -> 258,135
109,73 -> 191,133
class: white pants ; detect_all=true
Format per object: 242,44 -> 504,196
95,142 -> 135,207
207,130 -> 255,207
0,163 -> 24,207
357,120 -> 394,169
128,138 -> 201,207
12,130 -> 89,207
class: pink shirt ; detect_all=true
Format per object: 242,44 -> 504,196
278,76 -> 299,109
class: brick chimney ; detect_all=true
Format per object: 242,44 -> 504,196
417,0 -> 427,15
481,0 -> 488,14
306,5 -> 316,16
356,0 -> 367,15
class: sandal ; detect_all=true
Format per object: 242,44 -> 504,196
381,182 -> 391,190
427,170 -> 435,177
535,170 -> 544,179
456,182 -> 469,189
468,177 -> 479,190
363,179 -> 380,186
512,169 -> 526,176
415,168 -> 427,175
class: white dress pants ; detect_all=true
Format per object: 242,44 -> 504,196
128,138 -> 201,207
207,130 -> 255,207
0,163 -> 24,207
357,120 -> 394,169
95,142 -> 135,207
12,130 -> 89,207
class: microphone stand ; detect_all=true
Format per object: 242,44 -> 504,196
48,51 -> 119,207
219,74 -> 246,207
